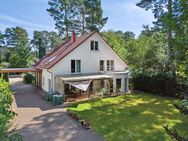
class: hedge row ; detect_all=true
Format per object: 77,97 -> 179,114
0,79 -> 23,140
132,73 -> 188,99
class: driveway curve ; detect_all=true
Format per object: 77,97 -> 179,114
10,77 -> 104,141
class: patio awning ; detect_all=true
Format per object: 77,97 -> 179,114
65,80 -> 92,91
57,74 -> 112,82
56,74 -> 112,91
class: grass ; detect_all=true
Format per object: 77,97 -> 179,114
68,93 -> 188,141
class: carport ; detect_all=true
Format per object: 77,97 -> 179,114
0,68 -> 42,88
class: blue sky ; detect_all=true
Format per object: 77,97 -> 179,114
0,0 -> 155,38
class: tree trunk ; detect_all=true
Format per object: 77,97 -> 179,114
167,0 -> 176,76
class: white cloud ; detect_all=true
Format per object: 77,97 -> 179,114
0,13 -> 55,31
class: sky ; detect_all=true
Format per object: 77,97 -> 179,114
0,0 -> 155,38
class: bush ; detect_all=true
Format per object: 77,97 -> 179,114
0,73 -> 9,82
0,79 -> 23,141
23,73 -> 35,84
132,73 -> 187,98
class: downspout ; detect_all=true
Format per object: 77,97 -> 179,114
47,69 -> 54,91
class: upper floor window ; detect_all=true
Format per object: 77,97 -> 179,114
107,60 -> 114,71
71,60 -> 81,73
91,41 -> 98,51
100,60 -> 104,71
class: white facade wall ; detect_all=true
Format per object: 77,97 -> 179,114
42,69 -> 53,92
49,33 -> 127,75
55,78 -> 65,95
44,32 -> 129,94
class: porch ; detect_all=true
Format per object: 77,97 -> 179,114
55,74 -> 113,102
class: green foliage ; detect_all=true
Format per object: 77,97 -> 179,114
101,31 -> 126,60
163,99 -> 188,141
9,44 -> 34,68
31,31 -> 62,59
102,30 -> 168,73
132,73 -> 185,98
163,125 -> 188,141
68,93 -> 188,141
47,0 -> 78,37
23,73 -> 35,84
1,27 -> 34,68
83,0 -> 108,32
0,79 -> 22,141
47,0 -> 107,36
2,73 -> 9,82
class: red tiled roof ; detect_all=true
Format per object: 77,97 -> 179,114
34,32 -> 96,69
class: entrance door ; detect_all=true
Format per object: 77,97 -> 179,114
116,79 -> 121,92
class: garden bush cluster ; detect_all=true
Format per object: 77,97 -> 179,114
132,73 -> 188,99
23,73 -> 35,84
0,79 -> 23,141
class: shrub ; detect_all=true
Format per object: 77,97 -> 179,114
0,79 -> 23,141
23,73 -> 35,84
132,73 -> 187,98
0,73 -> 9,82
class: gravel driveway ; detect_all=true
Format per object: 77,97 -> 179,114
10,77 -> 104,141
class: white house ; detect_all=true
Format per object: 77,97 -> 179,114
34,32 -> 129,100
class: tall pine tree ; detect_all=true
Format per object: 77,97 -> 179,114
137,0 -> 176,75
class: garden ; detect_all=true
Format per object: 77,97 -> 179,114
68,92 -> 188,141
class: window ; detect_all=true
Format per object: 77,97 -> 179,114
95,41 -> 98,50
111,60 -> 114,71
91,41 -> 94,50
71,59 -> 81,73
107,60 -> 114,71
71,60 -> 75,73
100,60 -> 104,71
76,60 -> 81,73
91,41 -> 98,50
107,60 -> 110,71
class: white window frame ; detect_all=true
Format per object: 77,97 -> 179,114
71,59 -> 81,74
99,60 -> 104,71
91,40 -> 99,51
107,60 -> 114,71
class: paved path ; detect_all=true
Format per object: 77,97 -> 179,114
10,77 -> 104,141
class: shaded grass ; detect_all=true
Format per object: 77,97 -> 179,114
68,93 -> 188,141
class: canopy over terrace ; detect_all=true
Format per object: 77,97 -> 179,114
56,74 -> 112,92
56,74 -> 112,101
0,68 -> 36,73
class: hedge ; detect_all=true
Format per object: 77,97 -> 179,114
132,73 -> 188,99
0,79 -> 23,141
23,73 -> 35,84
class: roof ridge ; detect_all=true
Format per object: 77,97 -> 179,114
35,32 -> 96,69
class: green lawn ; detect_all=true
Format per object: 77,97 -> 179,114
68,93 -> 188,141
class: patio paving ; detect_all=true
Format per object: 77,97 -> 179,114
10,77 -> 104,141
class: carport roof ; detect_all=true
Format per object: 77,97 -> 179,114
56,74 -> 112,82
0,68 -> 36,73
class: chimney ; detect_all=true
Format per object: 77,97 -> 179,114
71,31 -> 76,43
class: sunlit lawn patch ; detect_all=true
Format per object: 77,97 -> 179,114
68,93 -> 188,141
